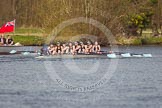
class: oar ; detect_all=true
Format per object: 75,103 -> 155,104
21,52 -> 30,56
9,50 -> 17,54
103,51 -> 152,58
107,53 -> 117,59
101,51 -> 152,57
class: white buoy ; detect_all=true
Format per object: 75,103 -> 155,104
107,53 -> 117,59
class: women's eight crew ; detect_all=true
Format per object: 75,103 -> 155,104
41,41 -> 101,55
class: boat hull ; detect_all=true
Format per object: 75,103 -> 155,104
36,53 -> 153,59
36,54 -> 107,59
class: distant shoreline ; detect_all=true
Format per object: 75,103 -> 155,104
6,35 -> 161,46
4,28 -> 162,46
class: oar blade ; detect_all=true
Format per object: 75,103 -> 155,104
121,53 -> 131,58
9,50 -> 17,54
143,54 -> 152,58
22,52 -> 30,56
107,53 -> 117,59
132,55 -> 142,57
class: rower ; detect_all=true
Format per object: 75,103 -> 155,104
41,44 -> 49,55
56,42 -> 62,54
48,44 -> 54,55
67,42 -> 73,54
52,45 -> 57,55
6,35 -> 14,45
80,41 -> 85,53
73,41 -> 81,54
61,43 -> 68,54
93,41 -> 101,53
85,41 -> 93,54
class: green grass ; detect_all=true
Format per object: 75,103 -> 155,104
12,35 -> 45,46
132,38 -> 142,45
141,37 -> 162,45
116,35 -> 162,45
12,35 -> 72,46
7,27 -> 162,46
116,36 -> 142,45
11,35 -> 162,46
14,27 -> 44,34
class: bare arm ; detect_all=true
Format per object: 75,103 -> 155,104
98,45 -> 101,52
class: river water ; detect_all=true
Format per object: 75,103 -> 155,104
0,46 -> 162,108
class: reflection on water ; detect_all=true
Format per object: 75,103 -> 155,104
0,46 -> 162,108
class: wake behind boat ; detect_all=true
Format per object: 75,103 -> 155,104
0,34 -> 41,54
0,45 -> 41,54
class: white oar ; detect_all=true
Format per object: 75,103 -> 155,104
132,55 -> 142,57
107,53 -> 117,59
107,53 -> 152,59
143,54 -> 152,58
22,52 -> 30,56
121,53 -> 131,58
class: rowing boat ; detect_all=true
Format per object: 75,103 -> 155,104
35,53 -> 153,59
36,54 -> 107,59
0,46 -> 41,54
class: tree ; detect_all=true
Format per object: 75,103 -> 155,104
0,0 -> 160,38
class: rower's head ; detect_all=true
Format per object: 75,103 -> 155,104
74,41 -> 78,45
57,42 -> 60,46
62,43 -> 66,47
87,41 -> 92,45
80,41 -> 84,45
69,42 -> 72,46
94,41 -> 98,45
1,34 -> 4,38
7,35 -> 11,39
50,44 -> 54,47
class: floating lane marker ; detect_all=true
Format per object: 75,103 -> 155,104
121,53 -> 131,58
107,53 -> 117,59
143,54 -> 152,58
9,50 -> 17,54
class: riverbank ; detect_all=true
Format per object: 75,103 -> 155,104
6,28 -> 162,46
117,36 -> 162,45
10,35 -> 162,46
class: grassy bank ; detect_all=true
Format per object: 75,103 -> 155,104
11,35 -> 162,46
117,36 -> 162,45
6,28 -> 162,46
12,35 -> 45,46
12,35 -> 79,46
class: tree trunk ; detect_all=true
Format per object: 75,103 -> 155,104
160,24 -> 162,36
152,23 -> 159,36
139,28 -> 143,36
